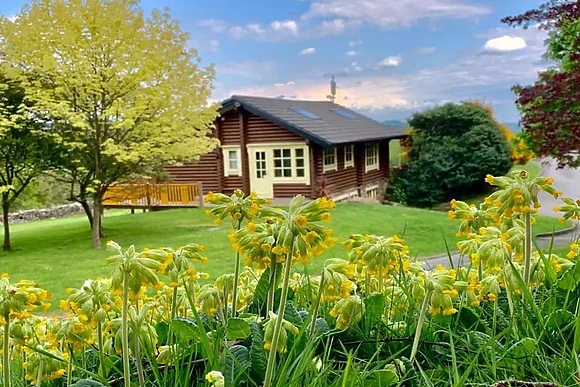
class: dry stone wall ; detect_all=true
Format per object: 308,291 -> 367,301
0,203 -> 93,224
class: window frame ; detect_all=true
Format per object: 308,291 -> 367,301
344,145 -> 354,168
222,146 -> 242,177
365,143 -> 379,173
262,144 -> 310,184
322,147 -> 337,173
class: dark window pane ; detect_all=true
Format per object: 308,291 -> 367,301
297,168 -> 304,177
282,149 -> 291,157
283,158 -> 291,168
296,159 -> 304,168
295,149 -> 304,158
274,159 -> 282,168
274,149 -> 281,158
275,170 -> 282,177
283,169 -> 291,177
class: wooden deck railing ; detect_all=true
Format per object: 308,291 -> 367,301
102,183 -> 204,209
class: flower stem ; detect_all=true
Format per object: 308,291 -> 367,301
171,286 -> 178,320
266,258 -> 277,315
231,251 -> 241,316
410,289 -> 431,363
97,321 -> 106,378
3,313 -> 10,387
263,242 -> 295,387
121,275 -> 131,387
523,211 -> 532,284
35,360 -> 43,387
134,301 -> 145,387
309,270 -> 326,338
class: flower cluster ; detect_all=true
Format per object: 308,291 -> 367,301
205,189 -> 269,227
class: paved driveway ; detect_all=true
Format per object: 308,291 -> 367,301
425,158 -> 580,268
537,158 -> 580,217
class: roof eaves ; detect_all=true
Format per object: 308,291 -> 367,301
231,97 -> 333,148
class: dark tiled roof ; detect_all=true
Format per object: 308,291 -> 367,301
220,95 -> 406,148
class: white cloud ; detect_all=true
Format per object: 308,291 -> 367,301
198,18 -> 227,33
286,81 -> 295,85
303,0 -> 490,28
417,47 -> 437,55
247,23 -> 265,34
216,60 -> 276,79
349,40 -> 363,47
271,20 -> 299,35
380,56 -> 401,67
208,40 -> 220,53
317,19 -> 348,35
484,35 -> 527,52
346,50 -> 357,56
301,47 -> 317,55
229,26 -> 247,39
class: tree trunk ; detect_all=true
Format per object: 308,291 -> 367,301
79,198 -> 94,229
99,202 -> 104,238
2,200 -> 10,252
92,195 -> 102,249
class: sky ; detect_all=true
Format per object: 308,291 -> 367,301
0,0 -> 550,123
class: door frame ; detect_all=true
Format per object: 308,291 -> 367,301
247,147 -> 274,198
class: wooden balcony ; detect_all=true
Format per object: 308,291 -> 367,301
102,183 -> 203,209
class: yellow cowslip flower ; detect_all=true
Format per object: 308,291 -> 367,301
294,215 -> 308,228
443,307 -> 458,316
321,212 -> 331,222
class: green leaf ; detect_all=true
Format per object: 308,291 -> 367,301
505,337 -> 536,360
283,301 -> 303,326
70,380 -> 106,387
556,262 -> 580,291
309,317 -> 330,337
226,318 -> 252,340
155,321 -> 169,346
545,309 -> 574,332
363,367 -> 399,387
457,307 -> 488,333
249,322 -> 267,383
170,317 -> 200,342
224,345 -> 251,387
253,267 -> 272,306
363,293 -> 385,329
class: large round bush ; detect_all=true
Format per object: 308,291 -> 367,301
396,102 -> 512,207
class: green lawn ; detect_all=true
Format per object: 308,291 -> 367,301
0,202 -> 569,307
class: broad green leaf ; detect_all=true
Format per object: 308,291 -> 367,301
556,262 -> 580,291
170,317 -> 200,342
224,345 -> 251,387
506,337 -> 536,360
70,380 -> 106,387
249,322 -> 267,383
364,293 -> 385,329
363,367 -> 399,387
226,318 -> 252,340
283,301 -> 303,326
155,321 -> 169,346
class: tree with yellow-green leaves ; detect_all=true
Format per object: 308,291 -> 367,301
0,0 -> 219,248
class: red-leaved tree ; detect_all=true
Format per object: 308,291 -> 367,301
502,0 -> 580,168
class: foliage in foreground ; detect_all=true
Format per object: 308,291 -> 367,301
503,0 -> 580,168
1,171 -> 580,386
394,102 -> 513,207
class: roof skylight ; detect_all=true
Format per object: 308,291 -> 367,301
289,107 -> 320,119
331,109 -> 356,119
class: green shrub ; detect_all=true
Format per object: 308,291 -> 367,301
395,102 -> 512,207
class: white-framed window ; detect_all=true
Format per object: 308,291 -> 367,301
344,145 -> 354,168
323,147 -> 337,173
270,145 -> 309,182
365,143 -> 379,173
222,146 -> 241,177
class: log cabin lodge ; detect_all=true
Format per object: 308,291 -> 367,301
165,95 -> 406,202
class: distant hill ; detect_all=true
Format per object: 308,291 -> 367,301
384,120 -> 521,133
503,122 -> 522,133
383,120 -> 407,129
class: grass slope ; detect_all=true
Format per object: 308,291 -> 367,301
0,203 -> 569,306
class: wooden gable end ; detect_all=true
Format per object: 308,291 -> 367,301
245,113 -> 305,144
